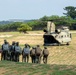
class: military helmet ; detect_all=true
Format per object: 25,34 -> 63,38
44,47 -> 47,49
12,41 -> 15,45
32,46 -> 36,49
37,45 -> 40,47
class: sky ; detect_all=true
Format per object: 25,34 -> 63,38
0,0 -> 76,21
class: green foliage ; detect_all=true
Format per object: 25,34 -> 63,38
0,22 -> 22,32
27,20 -> 47,30
39,15 -> 76,30
63,6 -> 76,19
48,15 -> 60,20
40,15 -> 49,21
17,24 -> 32,33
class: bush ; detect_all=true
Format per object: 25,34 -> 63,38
17,24 -> 32,33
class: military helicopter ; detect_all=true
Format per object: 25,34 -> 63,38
43,20 -> 72,46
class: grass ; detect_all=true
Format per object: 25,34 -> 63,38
0,31 -> 76,65
0,61 -> 76,75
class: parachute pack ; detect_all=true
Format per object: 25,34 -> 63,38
31,49 -> 35,55
23,47 -> 30,54
15,46 -> 21,53
43,49 -> 49,56
3,44 -> 9,51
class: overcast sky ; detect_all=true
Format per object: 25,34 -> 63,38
0,0 -> 76,21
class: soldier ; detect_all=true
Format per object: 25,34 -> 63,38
26,43 -> 30,48
14,42 -> 22,62
42,47 -> 49,64
22,44 -> 30,63
30,47 -> 36,63
7,42 -> 11,60
10,41 -> 15,61
2,40 -> 10,60
35,45 -> 42,63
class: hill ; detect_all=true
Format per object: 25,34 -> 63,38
0,21 -> 13,25
0,19 -> 34,25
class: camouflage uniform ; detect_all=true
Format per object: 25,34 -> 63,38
14,42 -> 22,62
42,47 -> 49,64
2,40 -> 10,60
35,45 -> 42,63
30,47 -> 36,63
10,41 -> 15,61
22,44 -> 30,63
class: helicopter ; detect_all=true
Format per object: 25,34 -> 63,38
43,21 -> 72,46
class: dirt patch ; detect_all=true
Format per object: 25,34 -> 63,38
0,68 -> 7,75
0,35 -> 13,38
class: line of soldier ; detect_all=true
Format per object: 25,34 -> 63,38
1,40 -> 49,64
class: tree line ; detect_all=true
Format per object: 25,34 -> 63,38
0,6 -> 76,32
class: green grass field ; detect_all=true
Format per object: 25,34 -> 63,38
0,31 -> 76,75
0,61 -> 76,75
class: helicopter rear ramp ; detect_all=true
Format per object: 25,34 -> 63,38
43,34 -> 59,45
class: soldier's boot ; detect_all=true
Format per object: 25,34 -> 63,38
45,57 -> 47,64
43,58 -> 45,64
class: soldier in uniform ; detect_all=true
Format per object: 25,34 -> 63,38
42,47 -> 49,64
10,41 -> 16,61
14,42 -> 22,62
35,45 -> 42,63
2,40 -> 10,60
30,47 -> 36,63
22,44 -> 30,63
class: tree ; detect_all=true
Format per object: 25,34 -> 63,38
27,20 -> 47,30
17,24 -> 32,33
48,15 -> 60,20
63,6 -> 76,19
40,16 -> 49,21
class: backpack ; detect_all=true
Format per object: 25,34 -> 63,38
23,47 -> 30,54
3,44 -> 9,51
43,49 -> 49,56
10,45 -> 15,52
15,46 -> 21,53
36,47 -> 41,55
31,49 -> 35,55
